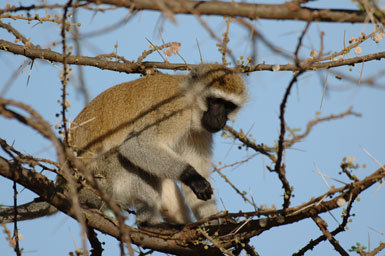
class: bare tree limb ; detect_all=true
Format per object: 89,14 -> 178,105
0,198 -> 58,223
312,215 -> 349,256
86,0 -> 368,23
273,22 -> 310,208
366,242 -> 385,256
0,157 -> 214,256
1,154 -> 384,255
86,224 -> 104,256
1,39 -> 385,74
273,71 -> 302,207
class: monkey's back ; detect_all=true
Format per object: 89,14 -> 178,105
70,73 -> 189,162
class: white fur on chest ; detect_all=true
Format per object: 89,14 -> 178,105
173,131 -> 213,175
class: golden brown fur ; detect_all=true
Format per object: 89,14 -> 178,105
69,64 -> 247,226
70,74 -> 187,161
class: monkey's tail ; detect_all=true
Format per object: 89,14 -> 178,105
0,197 -> 57,224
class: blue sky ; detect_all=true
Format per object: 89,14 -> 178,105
1,0 -> 384,255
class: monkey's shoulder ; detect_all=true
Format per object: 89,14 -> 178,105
105,73 -> 186,100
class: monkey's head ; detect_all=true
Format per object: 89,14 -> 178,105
181,64 -> 247,133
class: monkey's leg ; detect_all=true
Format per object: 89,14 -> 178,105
135,183 -> 184,230
135,200 -> 162,226
181,183 -> 218,221
160,179 -> 191,224
110,167 -> 163,227
131,181 -> 163,227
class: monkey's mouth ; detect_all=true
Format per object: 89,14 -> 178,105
201,112 -> 227,133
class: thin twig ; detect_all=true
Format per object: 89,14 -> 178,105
293,187 -> 357,256
60,0 -> 73,145
312,215 -> 349,256
273,71 -> 302,208
72,9 -> 90,105
12,165 -> 21,256
0,20 -> 33,45
224,126 -> 275,161
320,69 -> 329,109
274,22 -> 310,209
198,227 -> 236,256
285,107 -> 361,149
213,156 -> 257,208
366,242 -> 385,256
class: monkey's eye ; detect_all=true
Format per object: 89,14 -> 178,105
207,97 -> 237,115
224,101 -> 237,113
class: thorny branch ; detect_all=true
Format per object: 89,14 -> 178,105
0,1 -> 371,23
285,107 -> 361,149
1,153 -> 384,255
312,216 -> 349,256
1,1 -> 385,255
11,161 -> 21,256
198,227 -> 235,256
293,178 -> 356,256
86,0 -> 368,23
71,9 -> 90,105
224,126 -> 275,161
225,107 -> 359,160
0,98 -> 90,253
60,0 -> 73,145
56,2 -> 93,254
86,225 -> 104,256
0,98 -> 134,255
0,2 -> 88,15
213,156 -> 258,209
1,38 -> 385,74
223,107 -> 360,213
272,22 -> 310,209
0,138 -> 59,172
0,20 -> 33,46
365,242 -> 385,256
1,99 -> 384,255
272,71 -> 302,209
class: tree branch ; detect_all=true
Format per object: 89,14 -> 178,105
1,39 -> 385,74
86,0 -> 368,23
312,216 -> 349,256
1,154 -> 384,255
273,71 -> 304,208
366,242 -> 385,256
0,157 -> 219,256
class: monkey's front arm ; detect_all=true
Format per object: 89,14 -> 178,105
118,137 -> 213,201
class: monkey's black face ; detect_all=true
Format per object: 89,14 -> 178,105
201,97 -> 237,133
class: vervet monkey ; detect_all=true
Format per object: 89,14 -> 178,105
70,64 -> 247,228
0,64 -> 247,227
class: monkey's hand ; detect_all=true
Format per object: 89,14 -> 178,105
180,166 -> 213,201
